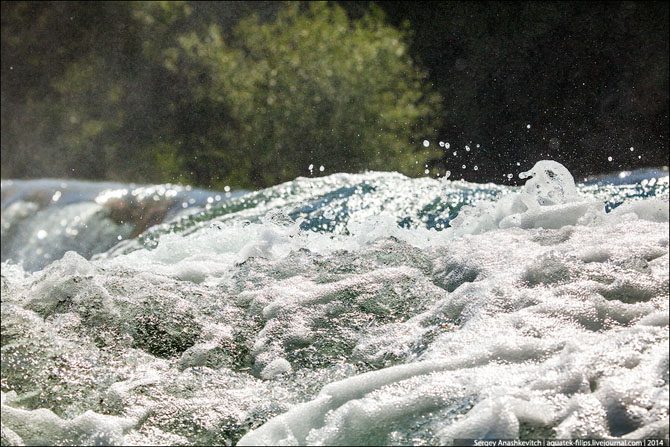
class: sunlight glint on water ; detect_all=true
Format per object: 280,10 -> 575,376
1,161 -> 668,445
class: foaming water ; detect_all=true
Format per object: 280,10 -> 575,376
1,162 -> 668,445
1,179 -> 244,271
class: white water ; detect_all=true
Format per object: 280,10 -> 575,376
1,161 -> 668,445
1,179 -> 244,271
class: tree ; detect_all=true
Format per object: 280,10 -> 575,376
0,1 -> 194,181
1,1 -> 442,188
164,2 -> 442,188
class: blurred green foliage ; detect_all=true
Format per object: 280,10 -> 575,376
4,1 -> 666,186
1,1 -> 441,189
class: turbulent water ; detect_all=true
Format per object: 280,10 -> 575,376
1,161 -> 668,446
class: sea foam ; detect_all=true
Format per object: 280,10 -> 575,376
1,161 -> 668,445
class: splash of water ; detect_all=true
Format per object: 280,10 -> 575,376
1,161 -> 668,445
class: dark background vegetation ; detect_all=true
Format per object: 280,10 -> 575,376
1,1 -> 668,189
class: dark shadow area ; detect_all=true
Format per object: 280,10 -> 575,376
2,1 -> 668,189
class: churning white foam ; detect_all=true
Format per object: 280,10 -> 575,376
1,161 -> 668,445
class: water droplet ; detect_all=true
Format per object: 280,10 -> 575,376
608,156 -> 613,162
319,165 -> 325,172
424,169 -> 430,174
465,145 -> 470,152
439,141 -> 444,147
526,124 -> 531,129
37,230 -> 48,240
224,186 -> 231,192
444,142 -> 451,149
422,140 -> 430,147
473,165 -> 479,171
